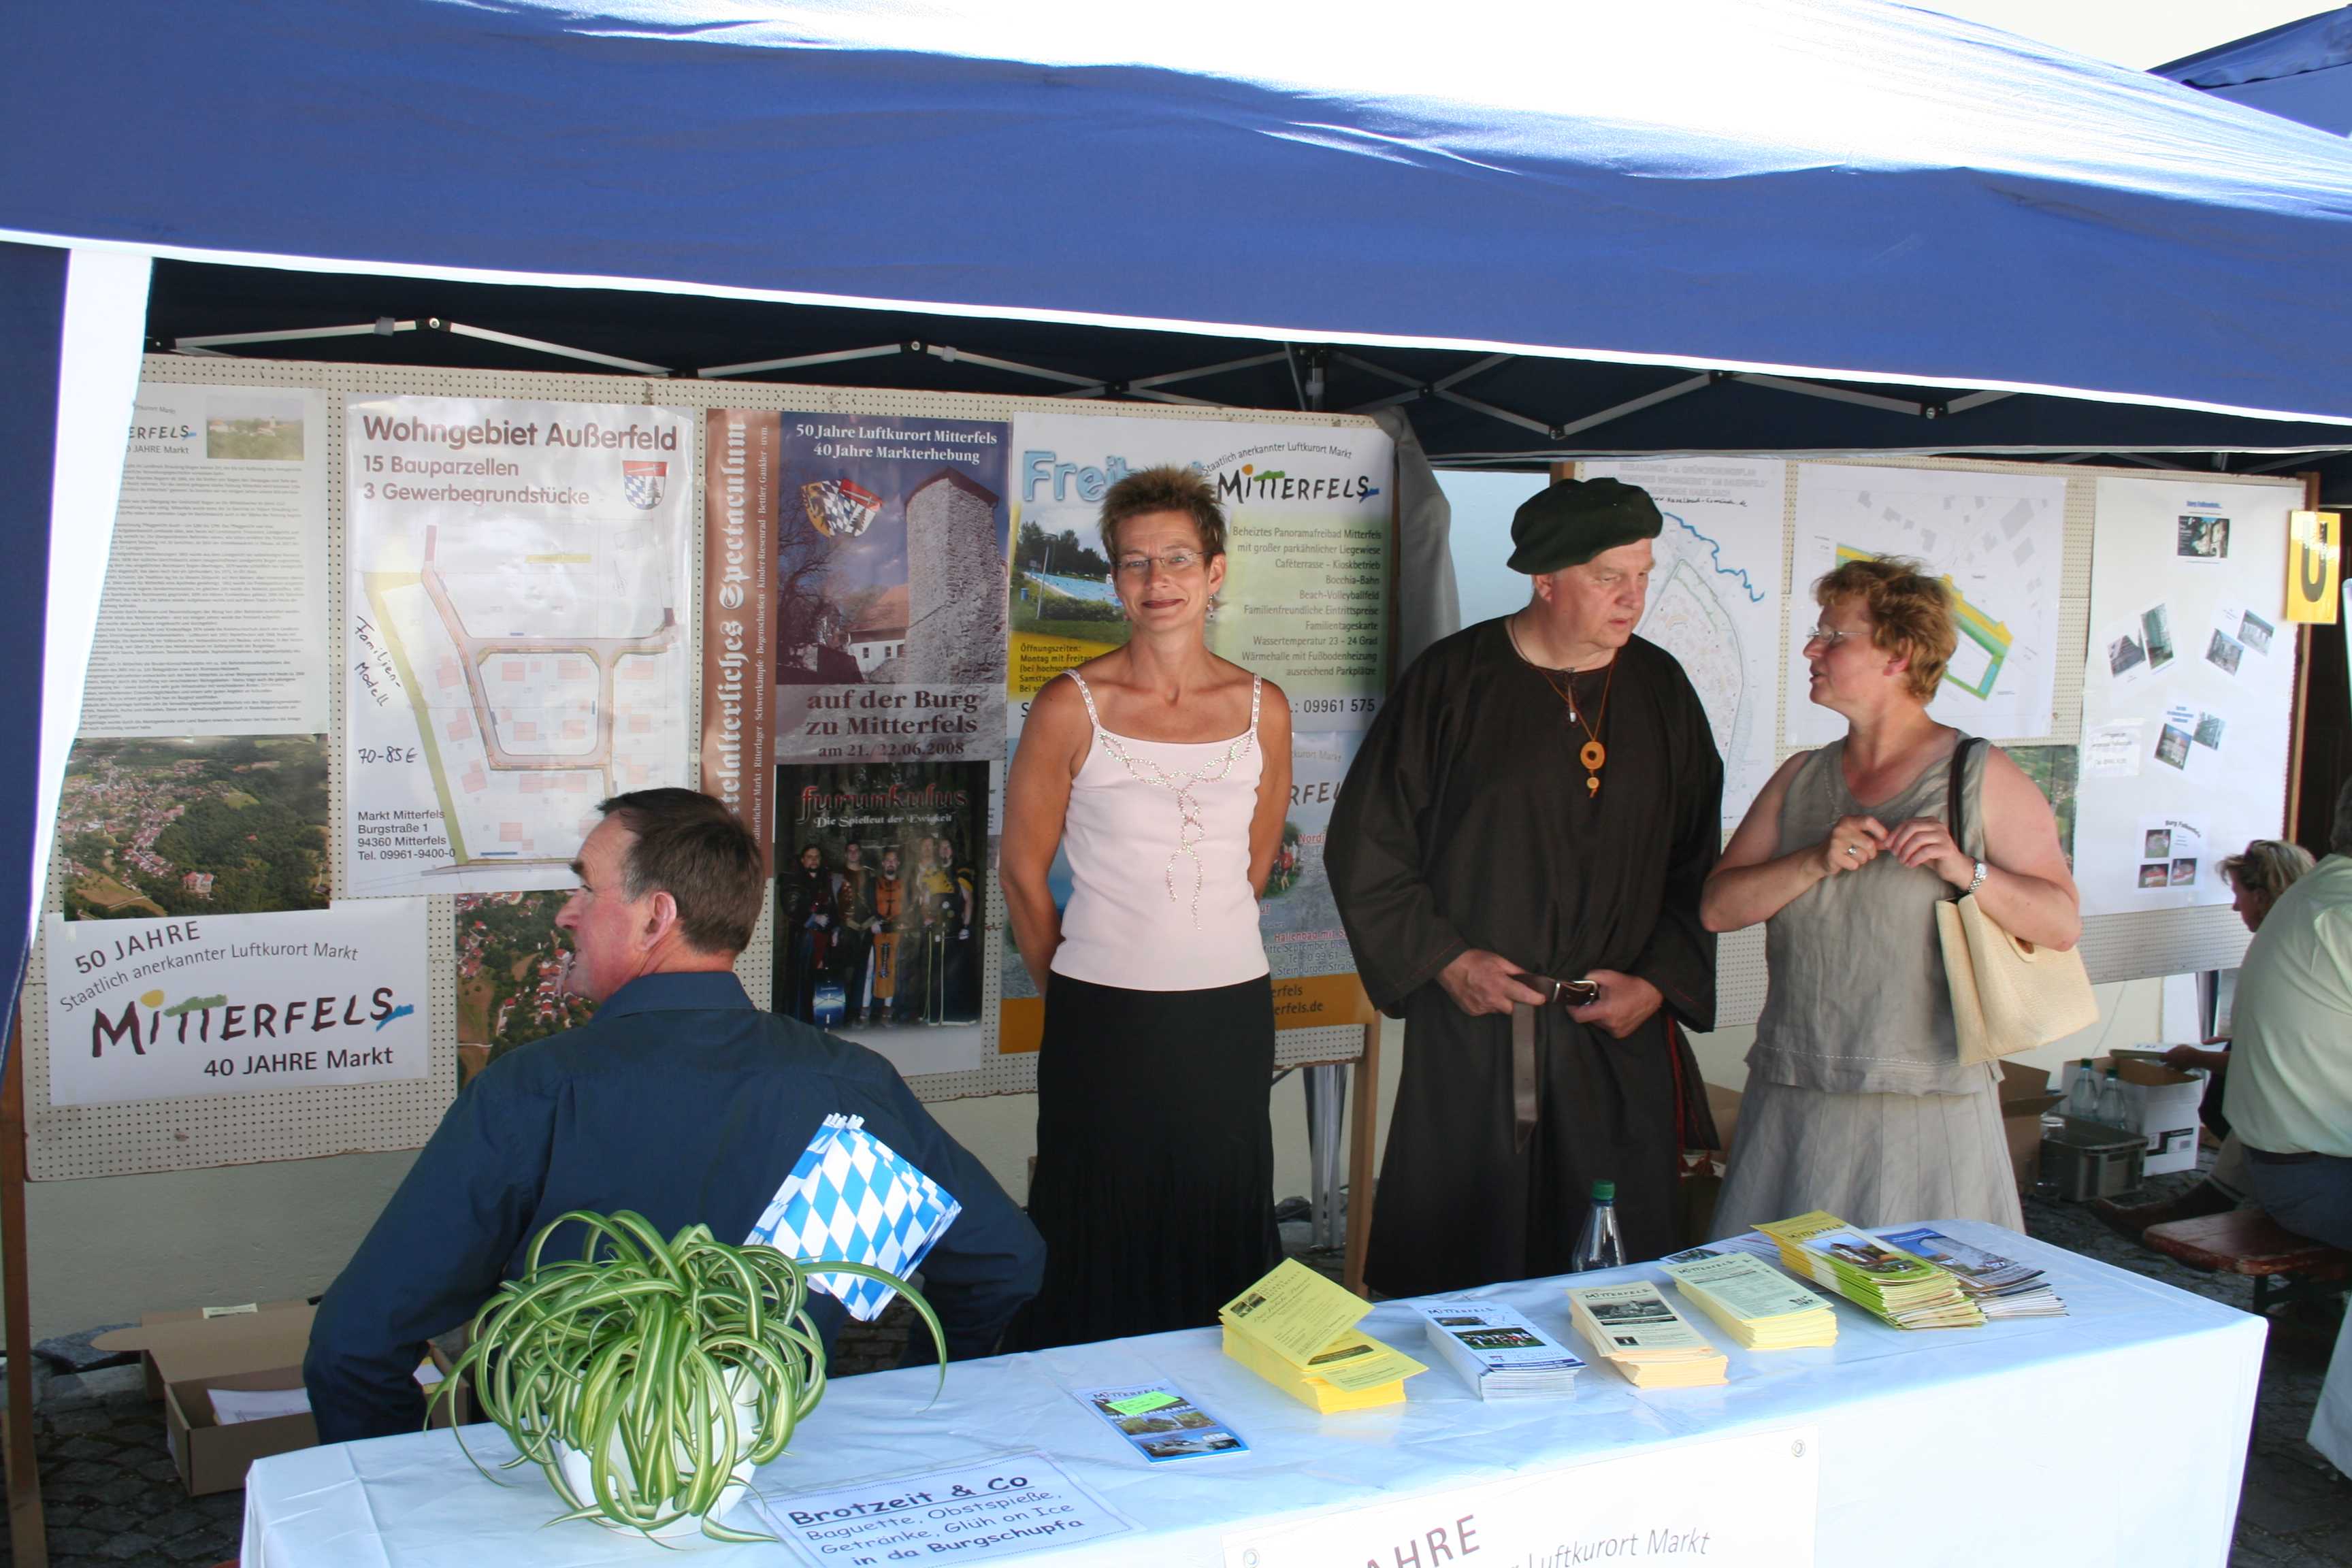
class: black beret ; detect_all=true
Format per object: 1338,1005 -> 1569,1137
1507,477 -> 1663,574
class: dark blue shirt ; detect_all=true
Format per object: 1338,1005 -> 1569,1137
304,971 -> 1043,1444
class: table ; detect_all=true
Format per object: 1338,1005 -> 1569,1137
243,1222 -> 2265,1567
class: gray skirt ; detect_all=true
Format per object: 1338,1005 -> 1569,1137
1708,1069 -> 2025,1240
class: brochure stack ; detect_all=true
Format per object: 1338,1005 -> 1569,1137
1220,1260 -> 1426,1412
1880,1226 -> 2068,1318
1563,1281 -> 1729,1388
1659,1250 -> 1840,1349
1757,1211 -> 1986,1330
1410,1299 -> 1586,1399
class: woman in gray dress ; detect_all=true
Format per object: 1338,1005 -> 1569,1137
1700,556 -> 2079,1235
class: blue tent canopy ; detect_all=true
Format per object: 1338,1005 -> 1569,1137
2157,6 -> 2352,136
7,0 -> 2352,1051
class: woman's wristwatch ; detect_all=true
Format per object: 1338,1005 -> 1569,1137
1965,859 -> 1988,895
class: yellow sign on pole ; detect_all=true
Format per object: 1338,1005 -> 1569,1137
2288,510 -> 2341,624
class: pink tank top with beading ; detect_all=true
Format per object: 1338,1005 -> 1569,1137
1049,670 -> 1270,991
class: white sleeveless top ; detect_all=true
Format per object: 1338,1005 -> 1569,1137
1049,669 -> 1271,991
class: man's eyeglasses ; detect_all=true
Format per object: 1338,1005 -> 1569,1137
1113,549 -> 1204,579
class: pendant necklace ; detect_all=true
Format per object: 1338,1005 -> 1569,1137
1509,617 -> 1616,799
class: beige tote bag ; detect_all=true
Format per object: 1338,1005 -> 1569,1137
1935,738 -> 2097,1064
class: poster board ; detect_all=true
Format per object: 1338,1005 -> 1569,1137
25,357 -> 1390,1181
1569,456 -> 2299,1030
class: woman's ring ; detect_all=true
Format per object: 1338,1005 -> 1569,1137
1844,845 -> 1859,857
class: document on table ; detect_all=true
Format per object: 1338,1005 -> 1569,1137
1218,1257 -> 1368,1365
745,1452 -> 1130,1566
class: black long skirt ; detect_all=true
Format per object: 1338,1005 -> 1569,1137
1015,971 -> 1280,1350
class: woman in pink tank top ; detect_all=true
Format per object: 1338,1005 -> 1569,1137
1002,465 -> 1293,1349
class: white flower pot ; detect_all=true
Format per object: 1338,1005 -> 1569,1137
545,1371 -> 762,1541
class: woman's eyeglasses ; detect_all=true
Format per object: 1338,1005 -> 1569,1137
1113,550 -> 1203,579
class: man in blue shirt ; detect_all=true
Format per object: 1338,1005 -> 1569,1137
304,789 -> 1045,1444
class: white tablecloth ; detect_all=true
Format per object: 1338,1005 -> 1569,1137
244,1221 -> 2265,1567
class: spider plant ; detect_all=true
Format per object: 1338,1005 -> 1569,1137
431,1208 -> 944,1543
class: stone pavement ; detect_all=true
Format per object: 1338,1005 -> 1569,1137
3,1183 -> 2344,1567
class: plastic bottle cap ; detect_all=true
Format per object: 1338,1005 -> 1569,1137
1590,1180 -> 1616,1200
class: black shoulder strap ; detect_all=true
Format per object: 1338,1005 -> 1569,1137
1945,735 -> 1982,849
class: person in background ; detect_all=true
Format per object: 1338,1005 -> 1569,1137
830,839 -> 877,1025
1326,476 -> 1722,1290
2216,781 -> 2352,1253
1002,464 -> 1291,1348
2094,838 -> 2315,1240
1701,555 -> 2079,1237
304,789 -> 1041,1443
779,841 -> 834,1022
938,835 -> 980,1023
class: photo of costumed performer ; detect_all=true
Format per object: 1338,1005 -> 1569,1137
1327,477 -> 1722,1292
1002,464 -> 1292,1348
1699,557 -> 2078,1237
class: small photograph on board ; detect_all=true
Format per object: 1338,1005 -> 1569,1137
776,759 -> 990,1079
2106,627 -> 2148,681
457,890 -> 595,1085
2140,604 -> 2176,670
204,391 -> 307,461
2155,725 -> 2192,770
2239,610 -> 2275,656
2170,858 -> 2198,887
2206,630 -> 2244,676
2138,863 -> 2170,888
2176,513 -> 2231,560
2194,713 -> 2226,750
58,734 -> 329,920
2144,828 -> 2172,859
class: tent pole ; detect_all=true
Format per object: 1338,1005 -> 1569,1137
2285,471 -> 2323,841
2,1011 -> 46,1568
1343,1020 -> 1379,1297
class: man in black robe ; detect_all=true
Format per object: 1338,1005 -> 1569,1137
1328,477 -> 1722,1294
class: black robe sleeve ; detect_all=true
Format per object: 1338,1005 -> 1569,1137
1629,654 -> 1722,1032
1326,645 -> 1471,1016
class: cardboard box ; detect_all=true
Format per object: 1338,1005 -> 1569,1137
1998,1062 -> 2065,1191
95,1301 -> 319,1494
93,1302 -> 462,1494
2091,1054 -> 2206,1177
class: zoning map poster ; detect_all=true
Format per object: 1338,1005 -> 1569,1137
763,410 -> 1011,766
80,382 -> 329,738
1005,414 -> 1392,728
1784,465 -> 2065,747
2075,477 -> 2296,916
342,395 -> 695,896
43,899 -> 431,1107
1582,457 -> 1786,830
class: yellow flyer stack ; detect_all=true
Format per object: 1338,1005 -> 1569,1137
1220,1261 -> 1426,1412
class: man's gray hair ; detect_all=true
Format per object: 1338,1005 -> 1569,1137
2332,777 -> 2352,859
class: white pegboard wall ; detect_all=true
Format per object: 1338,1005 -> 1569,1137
34,357 -> 1396,1161
1672,455 -> 2298,1033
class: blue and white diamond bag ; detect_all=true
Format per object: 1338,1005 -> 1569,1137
745,1113 -> 962,1321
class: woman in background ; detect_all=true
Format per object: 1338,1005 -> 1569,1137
1700,556 -> 2078,1235
1002,465 -> 1292,1348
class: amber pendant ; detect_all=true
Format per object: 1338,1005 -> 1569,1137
1580,740 -> 1605,772
1586,774 -> 1600,798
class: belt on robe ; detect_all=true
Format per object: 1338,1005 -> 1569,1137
1507,976 -> 1590,1154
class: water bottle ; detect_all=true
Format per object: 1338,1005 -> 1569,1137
2095,1066 -> 2130,1129
1571,1179 -> 1625,1273
2065,1059 -> 2100,1121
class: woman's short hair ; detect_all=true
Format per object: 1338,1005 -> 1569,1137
1098,465 -> 1228,562
2223,839 -> 2317,901
1814,555 -> 1956,702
